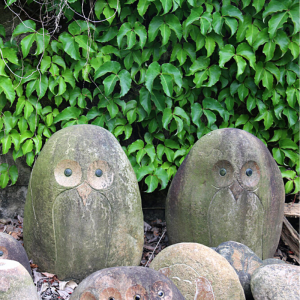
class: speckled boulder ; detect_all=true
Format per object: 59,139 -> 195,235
0,233 -> 31,275
166,128 -> 285,259
24,125 -> 144,281
70,266 -> 185,300
150,243 -> 245,300
215,241 -> 263,299
251,264 -> 300,300
0,259 -> 39,300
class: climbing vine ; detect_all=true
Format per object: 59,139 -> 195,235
0,0 -> 299,195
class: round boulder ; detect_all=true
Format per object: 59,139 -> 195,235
215,241 -> 263,299
24,125 -> 144,281
251,264 -> 300,300
262,258 -> 286,265
0,233 -> 31,275
150,243 -> 245,300
70,266 -> 185,300
166,128 -> 285,259
0,259 -> 39,300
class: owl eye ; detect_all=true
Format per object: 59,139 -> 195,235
0,251 -> 3,256
108,298 -> 115,300
246,168 -> 253,176
95,169 -> 103,177
64,168 -> 72,177
158,291 -> 164,298
219,168 -> 227,176
134,295 -> 141,300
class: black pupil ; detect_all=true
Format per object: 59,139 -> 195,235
109,298 -> 114,300
219,168 -> 226,176
64,168 -> 72,177
246,168 -> 253,176
95,169 -> 103,177
0,251 -> 3,256
158,291 -> 164,297
135,295 -> 141,300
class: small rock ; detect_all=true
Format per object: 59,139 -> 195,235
150,242 -> 245,300
0,233 -> 32,276
0,259 -> 39,300
251,264 -> 300,300
215,241 -> 263,299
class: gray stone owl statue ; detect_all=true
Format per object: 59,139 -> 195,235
166,128 -> 285,259
23,125 -> 144,280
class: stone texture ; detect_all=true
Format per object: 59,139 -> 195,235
215,241 -> 263,299
166,128 -> 285,259
251,264 -> 300,300
0,150 -> 31,218
0,233 -> 31,275
150,243 -> 245,300
0,259 -> 39,300
23,125 -> 144,281
70,266 -> 185,300
262,258 -> 286,265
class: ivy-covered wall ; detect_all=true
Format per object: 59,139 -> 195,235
0,0 -> 299,195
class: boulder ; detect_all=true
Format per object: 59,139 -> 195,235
262,258 -> 286,265
150,243 -> 245,300
23,125 -> 144,281
0,233 -> 31,275
251,264 -> 300,300
70,266 -> 185,300
0,259 -> 39,300
166,128 -> 285,259
215,241 -> 263,299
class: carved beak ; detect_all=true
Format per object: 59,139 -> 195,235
76,181 -> 92,205
230,180 -> 244,201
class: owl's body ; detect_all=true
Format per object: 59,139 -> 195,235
24,125 -> 144,280
69,266 -> 185,300
166,128 -> 285,259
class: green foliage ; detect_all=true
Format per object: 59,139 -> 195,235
0,0 -> 299,194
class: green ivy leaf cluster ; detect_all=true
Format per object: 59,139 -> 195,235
0,0 -> 299,193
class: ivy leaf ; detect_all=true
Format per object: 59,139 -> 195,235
134,22 -> 147,49
206,65 -> 221,87
145,61 -> 161,93
36,75 -> 48,99
174,107 -> 190,125
263,0 -> 287,21
103,74 -> 119,96
0,77 -> 15,104
148,16 -> 164,42
203,97 -> 226,119
222,5 -> 244,22
1,135 -> 12,154
234,55 -> 247,77
160,74 -> 173,97
205,36 -> 216,57
212,12 -> 224,35
128,139 -> 144,154
288,5 -> 300,34
54,107 -> 81,123
245,24 -> 259,46
161,63 -> 182,88
145,175 -> 159,193
253,0 -> 265,13
107,101 -> 119,118
203,109 -> 216,127
177,46 -> 187,65
279,139 -> 298,150
186,7 -> 203,26
137,0 -> 151,16
288,42 -> 300,60
219,44 -> 235,68
268,12 -> 288,38
151,91 -> 165,112
236,43 -> 256,69
265,62 -> 280,81
191,103 -> 203,127
94,61 -> 121,79
253,28 -> 269,51
262,70 -> 273,90
165,14 -> 182,40
118,70 -> 131,97
194,70 -> 208,87
224,17 -> 238,37
21,34 -> 35,58
162,108 -> 173,129
8,165 -> 18,185
12,20 -> 36,37
274,30 -> 289,54
263,42 -> 276,61
139,87 -> 151,115
103,6 -> 115,25
58,32 -> 80,60
264,111 -> 273,130
0,171 -> 9,189
160,23 -> 171,46
283,107 -> 297,127
161,0 -> 172,14
22,139 -> 33,155
188,56 -> 210,75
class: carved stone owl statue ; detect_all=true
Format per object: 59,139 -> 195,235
70,266 -> 185,300
23,125 -> 144,280
166,128 -> 285,259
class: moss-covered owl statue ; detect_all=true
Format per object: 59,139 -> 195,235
70,266 -> 185,300
23,125 -> 144,280
166,128 -> 285,259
